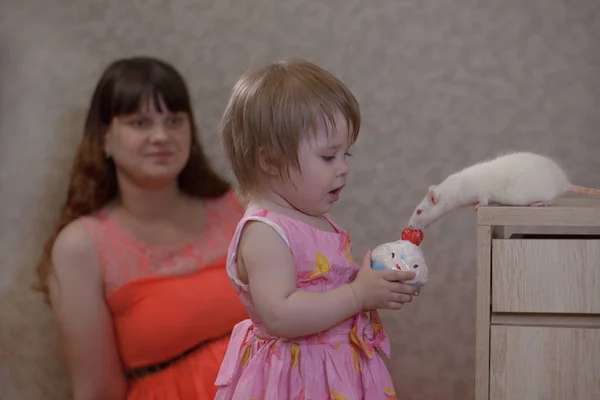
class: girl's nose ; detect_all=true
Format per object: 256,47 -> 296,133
338,160 -> 349,176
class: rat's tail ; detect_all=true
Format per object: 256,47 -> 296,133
567,185 -> 600,196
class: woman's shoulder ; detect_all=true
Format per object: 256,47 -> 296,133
51,217 -> 102,281
204,189 -> 246,217
53,216 -> 98,254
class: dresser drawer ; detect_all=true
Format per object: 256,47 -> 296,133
491,238 -> 600,314
489,325 -> 600,400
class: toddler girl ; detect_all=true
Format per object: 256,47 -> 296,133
214,58 -> 418,399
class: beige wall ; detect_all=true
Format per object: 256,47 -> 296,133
1,1 -> 599,399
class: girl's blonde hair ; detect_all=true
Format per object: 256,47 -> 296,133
220,58 -> 361,199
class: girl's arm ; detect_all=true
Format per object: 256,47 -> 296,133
237,220 -> 414,338
49,221 -> 127,400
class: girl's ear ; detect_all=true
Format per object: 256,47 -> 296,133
258,147 -> 279,176
427,186 -> 438,205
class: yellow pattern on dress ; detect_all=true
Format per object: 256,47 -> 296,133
307,252 -> 331,278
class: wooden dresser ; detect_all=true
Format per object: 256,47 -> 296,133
475,198 -> 600,400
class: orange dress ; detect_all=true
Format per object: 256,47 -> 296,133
81,191 -> 247,399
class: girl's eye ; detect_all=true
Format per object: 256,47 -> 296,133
323,152 -> 351,162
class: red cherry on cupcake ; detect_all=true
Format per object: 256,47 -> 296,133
401,228 -> 424,246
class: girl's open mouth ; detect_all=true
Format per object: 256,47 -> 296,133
328,186 -> 344,201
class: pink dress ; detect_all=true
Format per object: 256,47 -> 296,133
215,210 -> 398,400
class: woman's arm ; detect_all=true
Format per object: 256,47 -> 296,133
49,221 -> 127,400
237,221 -> 415,338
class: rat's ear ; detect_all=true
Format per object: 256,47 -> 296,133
427,186 -> 438,205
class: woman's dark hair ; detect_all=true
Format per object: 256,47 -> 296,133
35,56 -> 230,300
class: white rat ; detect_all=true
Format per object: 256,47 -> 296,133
371,240 -> 428,288
407,151 -> 600,230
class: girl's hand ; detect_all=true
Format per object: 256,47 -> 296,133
349,249 -> 417,311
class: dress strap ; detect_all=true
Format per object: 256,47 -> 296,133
225,210 -> 290,289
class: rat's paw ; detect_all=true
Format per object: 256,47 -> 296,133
474,198 -> 489,211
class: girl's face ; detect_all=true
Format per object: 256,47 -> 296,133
272,112 -> 352,217
104,97 -> 191,190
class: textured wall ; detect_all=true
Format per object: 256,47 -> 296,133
1,1 -> 599,399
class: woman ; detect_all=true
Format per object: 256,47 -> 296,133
35,56 -> 248,400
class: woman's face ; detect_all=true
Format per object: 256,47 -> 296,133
104,97 -> 191,190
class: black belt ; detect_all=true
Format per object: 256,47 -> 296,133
125,335 -> 224,380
